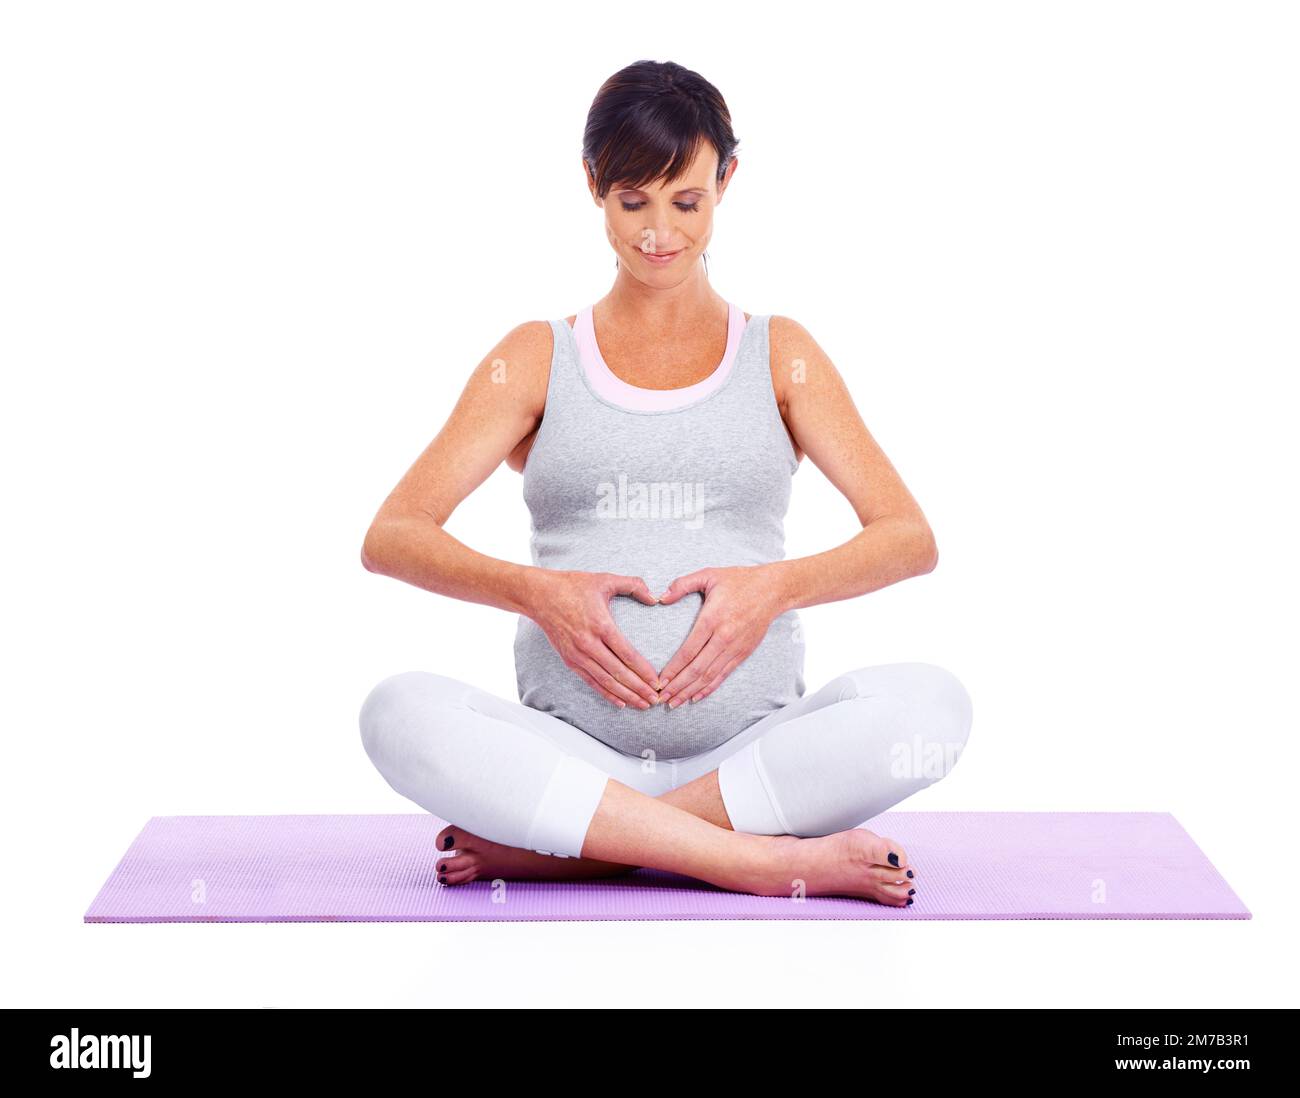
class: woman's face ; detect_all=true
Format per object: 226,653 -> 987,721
590,144 -> 736,285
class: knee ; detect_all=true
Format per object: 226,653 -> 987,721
839,662 -> 973,780
359,671 -> 421,769
358,670 -> 465,774
897,662 -> 973,778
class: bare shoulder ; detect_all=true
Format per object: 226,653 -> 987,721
768,313 -> 818,364
462,318 -> 555,414
468,319 -> 561,474
766,314 -> 847,408
486,319 -> 554,383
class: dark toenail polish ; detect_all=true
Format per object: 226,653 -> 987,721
887,851 -> 900,867
908,889 -> 916,895
438,875 -> 447,884
906,897 -> 913,905
443,835 -> 454,849
906,870 -> 913,878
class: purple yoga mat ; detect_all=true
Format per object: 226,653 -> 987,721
83,812 -> 1250,923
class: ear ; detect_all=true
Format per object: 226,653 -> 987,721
582,155 -> 601,206
717,155 -> 739,203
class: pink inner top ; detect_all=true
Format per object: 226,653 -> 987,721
572,301 -> 747,411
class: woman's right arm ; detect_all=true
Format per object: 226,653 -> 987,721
360,320 -> 662,709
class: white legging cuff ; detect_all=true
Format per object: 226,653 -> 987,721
524,754 -> 610,858
717,742 -> 791,836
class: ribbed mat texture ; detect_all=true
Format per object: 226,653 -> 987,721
84,812 -> 1250,923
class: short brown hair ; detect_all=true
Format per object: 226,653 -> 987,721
581,60 -> 740,199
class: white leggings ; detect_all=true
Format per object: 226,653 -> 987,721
358,662 -> 973,859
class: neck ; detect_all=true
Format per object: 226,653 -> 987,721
599,259 -> 727,331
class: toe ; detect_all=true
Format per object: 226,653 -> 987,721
857,829 -> 909,870
880,837 -> 909,869
868,865 -> 912,885
439,856 -> 480,886
442,867 -> 479,886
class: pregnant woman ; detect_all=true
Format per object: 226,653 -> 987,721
358,60 -> 973,906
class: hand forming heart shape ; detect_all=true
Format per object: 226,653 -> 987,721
528,564 -> 785,709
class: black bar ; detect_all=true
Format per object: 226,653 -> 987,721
2,1007 -> 1292,1085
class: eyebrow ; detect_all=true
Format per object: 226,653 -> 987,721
615,185 -> 708,196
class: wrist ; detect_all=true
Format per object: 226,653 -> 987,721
509,563 -> 551,618
760,560 -> 799,616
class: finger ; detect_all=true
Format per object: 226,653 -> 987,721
584,628 -> 657,700
607,574 -> 659,607
600,626 -> 664,699
592,638 -> 658,705
661,640 -> 719,705
657,620 -> 714,692
572,664 -> 629,708
678,644 -> 732,703
657,570 -> 709,606
579,653 -> 651,709
663,635 -> 727,707
688,654 -> 742,702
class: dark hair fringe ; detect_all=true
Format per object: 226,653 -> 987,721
582,60 -> 739,199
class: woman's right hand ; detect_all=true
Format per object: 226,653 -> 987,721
525,569 -> 662,708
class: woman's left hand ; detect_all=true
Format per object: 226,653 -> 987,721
655,564 -> 786,707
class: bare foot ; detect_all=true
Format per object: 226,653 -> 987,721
749,828 -> 917,906
433,822 -> 917,907
433,824 -> 635,885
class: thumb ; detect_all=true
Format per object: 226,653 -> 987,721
658,570 -> 710,605
608,575 -> 659,605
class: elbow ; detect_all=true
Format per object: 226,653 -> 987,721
360,523 -> 384,574
361,506 -> 436,575
915,523 -> 939,575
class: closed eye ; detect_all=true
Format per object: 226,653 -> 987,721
620,201 -> 701,213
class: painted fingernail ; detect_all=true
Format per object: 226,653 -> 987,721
908,888 -> 916,895
906,869 -> 913,879
887,851 -> 900,867
438,875 -> 447,885
443,835 -> 454,850
906,897 -> 914,906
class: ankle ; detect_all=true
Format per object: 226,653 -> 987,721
731,831 -> 788,891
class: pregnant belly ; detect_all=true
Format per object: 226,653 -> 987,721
513,594 -> 806,759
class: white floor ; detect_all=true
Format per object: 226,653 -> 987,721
11,916 -> 1281,1010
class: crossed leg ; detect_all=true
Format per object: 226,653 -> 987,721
358,664 -> 972,904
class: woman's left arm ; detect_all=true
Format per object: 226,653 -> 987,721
656,315 -> 938,706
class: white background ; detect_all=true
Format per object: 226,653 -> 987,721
2,0 -> 1296,1008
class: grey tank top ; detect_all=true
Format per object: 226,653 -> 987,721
513,307 -> 805,760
